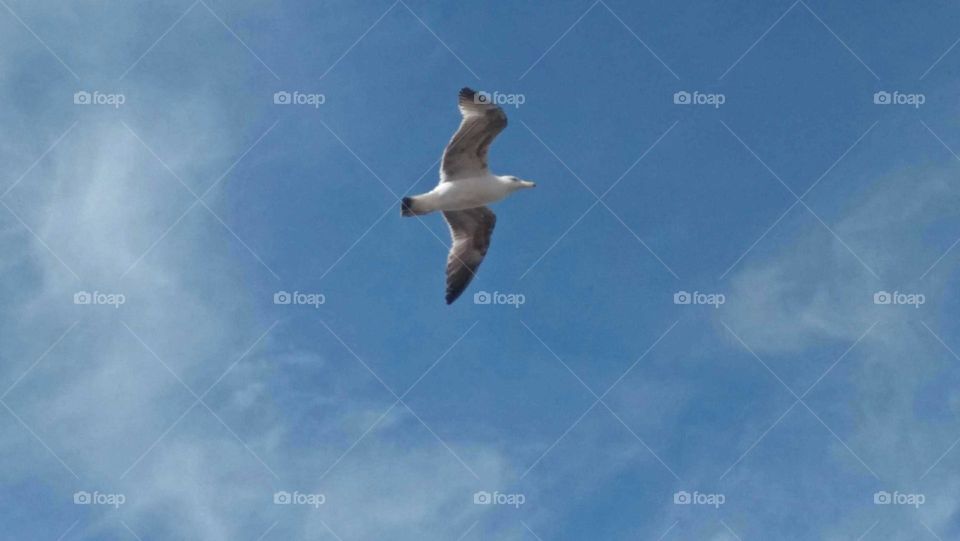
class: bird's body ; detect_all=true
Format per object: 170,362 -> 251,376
406,173 -> 517,213
401,88 -> 536,304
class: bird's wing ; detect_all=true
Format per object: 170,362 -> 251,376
443,206 -> 496,304
441,88 -> 508,180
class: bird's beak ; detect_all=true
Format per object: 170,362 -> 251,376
521,180 -> 537,189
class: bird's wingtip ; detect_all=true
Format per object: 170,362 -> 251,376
445,289 -> 461,304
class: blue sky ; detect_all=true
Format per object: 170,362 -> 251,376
2,0 -> 960,539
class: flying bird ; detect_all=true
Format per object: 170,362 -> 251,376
402,87 -> 536,304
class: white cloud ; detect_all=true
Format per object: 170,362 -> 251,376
0,38 -> 528,541
713,165 -> 960,539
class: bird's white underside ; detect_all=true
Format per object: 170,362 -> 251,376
417,173 -> 515,212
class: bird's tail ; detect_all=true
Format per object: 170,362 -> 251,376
401,196 -> 429,217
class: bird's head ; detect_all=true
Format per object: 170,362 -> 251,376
500,175 -> 537,191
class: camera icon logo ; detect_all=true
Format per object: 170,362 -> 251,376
274,91 -> 291,105
274,291 -> 292,305
473,491 -> 492,504
673,490 -> 691,504
74,291 -> 92,304
873,291 -> 892,305
74,91 -> 91,105
873,91 -> 891,105
474,91 -> 492,105
673,291 -> 692,305
873,491 -> 891,504
274,491 -> 292,504
473,291 -> 492,305
73,491 -> 92,504
673,91 -> 691,105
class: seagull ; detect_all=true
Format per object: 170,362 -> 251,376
401,87 -> 536,304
